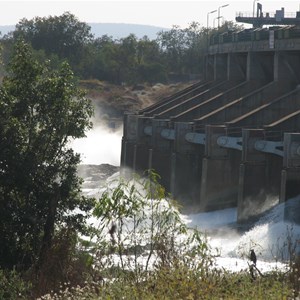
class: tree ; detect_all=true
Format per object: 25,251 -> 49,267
135,36 -> 166,83
157,25 -> 186,75
13,12 -> 93,65
157,23 -> 208,76
182,22 -> 207,74
112,34 -> 139,84
0,40 -> 94,270
219,20 -> 244,33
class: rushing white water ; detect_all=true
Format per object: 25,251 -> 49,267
184,200 -> 300,272
72,125 -> 122,165
74,125 -> 300,273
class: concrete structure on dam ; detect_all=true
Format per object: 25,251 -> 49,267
120,13 -> 300,223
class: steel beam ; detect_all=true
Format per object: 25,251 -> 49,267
217,136 -> 243,151
185,132 -> 206,145
255,140 -> 284,157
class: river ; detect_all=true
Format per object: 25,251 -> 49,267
72,124 -> 300,273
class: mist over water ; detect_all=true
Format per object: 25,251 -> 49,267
72,124 -> 122,166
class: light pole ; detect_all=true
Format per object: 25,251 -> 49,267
207,10 -> 217,48
253,0 -> 259,17
214,16 -> 222,28
218,4 -> 229,29
207,9 -> 217,30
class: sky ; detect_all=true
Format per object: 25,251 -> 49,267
1,0 -> 300,29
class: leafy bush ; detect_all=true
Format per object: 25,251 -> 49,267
91,170 -> 212,279
0,268 -> 31,299
0,40 -> 94,271
32,228 -> 96,297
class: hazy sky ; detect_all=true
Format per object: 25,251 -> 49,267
1,0 -> 300,28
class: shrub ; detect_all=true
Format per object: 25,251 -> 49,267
91,170 -> 212,280
0,268 -> 31,299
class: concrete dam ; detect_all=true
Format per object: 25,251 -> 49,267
120,25 -> 300,223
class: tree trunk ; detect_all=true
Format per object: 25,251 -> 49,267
38,186 -> 60,268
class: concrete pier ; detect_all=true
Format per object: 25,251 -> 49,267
200,125 -> 241,211
237,129 -> 270,222
282,133 -> 300,223
171,122 -> 204,206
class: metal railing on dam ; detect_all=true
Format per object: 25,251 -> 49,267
209,26 -> 300,54
121,27 -> 300,224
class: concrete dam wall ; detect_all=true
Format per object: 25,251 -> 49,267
121,27 -> 300,223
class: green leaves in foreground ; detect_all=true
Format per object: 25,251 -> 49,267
0,40 -> 94,270
92,170 -> 212,279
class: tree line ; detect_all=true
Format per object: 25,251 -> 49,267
1,12 -> 243,84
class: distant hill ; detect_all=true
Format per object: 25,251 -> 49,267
0,25 -> 15,36
0,23 -> 168,40
89,23 -> 167,40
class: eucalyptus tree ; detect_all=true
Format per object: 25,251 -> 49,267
0,40 -> 94,270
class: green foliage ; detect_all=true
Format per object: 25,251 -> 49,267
13,12 -> 93,65
218,20 -> 245,33
32,49 -> 63,71
157,22 -> 207,75
35,256 -> 296,299
0,13 -> 245,84
0,40 -> 94,270
35,264 -> 295,299
32,228 -> 96,297
78,34 -> 166,84
0,268 -> 31,299
91,170 -> 212,285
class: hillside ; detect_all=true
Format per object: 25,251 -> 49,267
79,80 -> 194,128
0,25 -> 14,36
89,23 -> 167,39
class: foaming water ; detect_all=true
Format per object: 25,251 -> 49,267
74,125 -> 300,272
234,196 -> 300,262
82,167 -> 300,272
186,195 -> 300,271
72,125 -> 122,166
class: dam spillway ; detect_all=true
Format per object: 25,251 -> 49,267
120,26 -> 300,223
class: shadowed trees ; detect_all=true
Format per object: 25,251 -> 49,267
13,12 -> 93,64
0,40 -> 94,270
0,13 -> 242,84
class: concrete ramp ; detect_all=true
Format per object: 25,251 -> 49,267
227,87 -> 300,127
141,80 -> 217,116
154,80 -> 244,119
194,81 -> 294,125
169,80 -> 266,122
264,110 -> 300,131
139,80 -> 204,114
